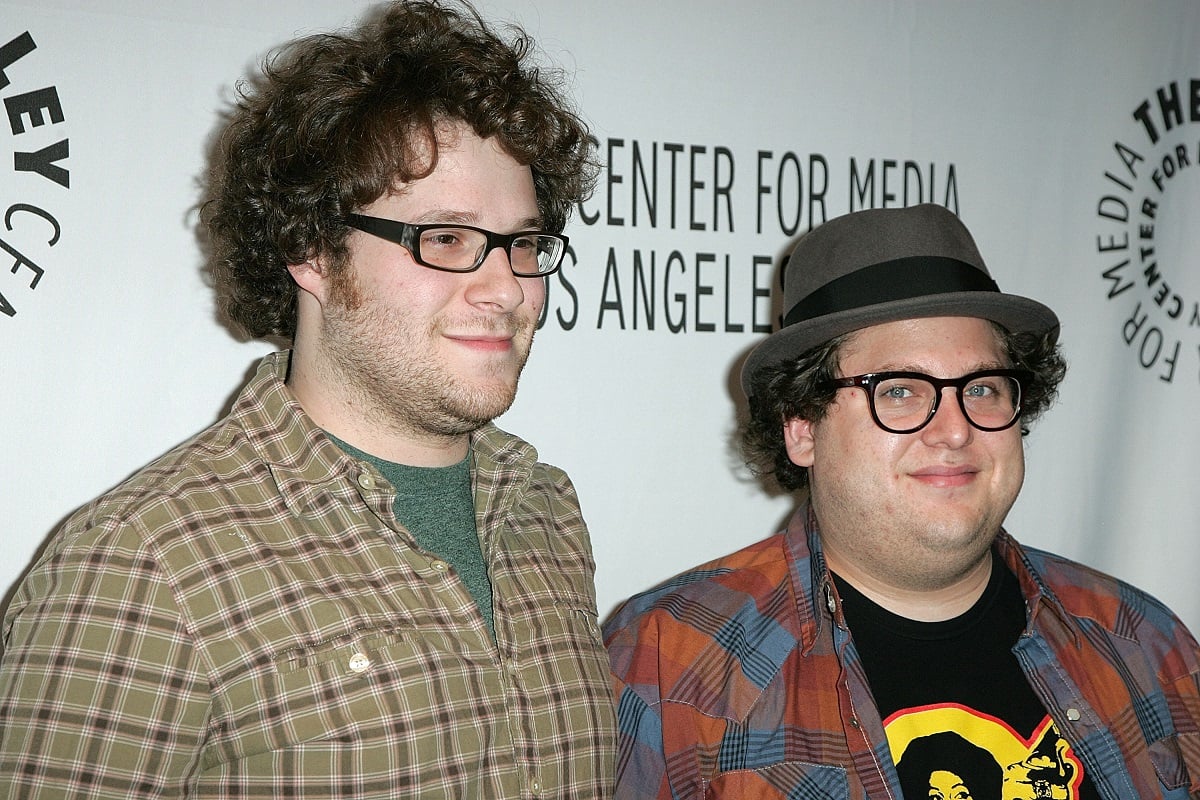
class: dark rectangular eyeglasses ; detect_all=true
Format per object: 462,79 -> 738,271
821,369 -> 1033,433
345,213 -> 568,277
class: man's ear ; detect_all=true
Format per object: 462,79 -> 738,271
783,417 -> 816,467
287,256 -> 331,305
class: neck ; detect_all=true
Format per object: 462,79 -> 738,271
286,343 -> 470,468
824,546 -> 993,622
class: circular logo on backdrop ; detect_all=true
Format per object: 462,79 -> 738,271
1094,79 -> 1199,389
0,27 -> 69,322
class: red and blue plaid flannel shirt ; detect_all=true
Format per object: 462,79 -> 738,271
605,505 -> 1200,799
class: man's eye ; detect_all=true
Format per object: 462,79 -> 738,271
879,384 -> 915,400
966,378 -> 1009,399
425,231 -> 464,248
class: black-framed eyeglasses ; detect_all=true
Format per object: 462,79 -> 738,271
345,213 -> 568,277
821,369 -> 1032,434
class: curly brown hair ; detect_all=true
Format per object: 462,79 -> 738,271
202,0 -> 596,339
741,325 -> 1067,491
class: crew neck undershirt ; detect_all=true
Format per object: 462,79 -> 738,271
328,434 -> 494,638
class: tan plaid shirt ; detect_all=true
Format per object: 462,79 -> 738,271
0,351 -> 615,798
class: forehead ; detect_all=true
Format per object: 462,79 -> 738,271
838,316 -> 1008,372
381,124 -> 538,221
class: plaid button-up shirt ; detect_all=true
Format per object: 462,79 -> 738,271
0,351 -> 615,798
604,505 -> 1200,799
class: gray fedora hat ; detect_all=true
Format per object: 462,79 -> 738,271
741,203 -> 1059,394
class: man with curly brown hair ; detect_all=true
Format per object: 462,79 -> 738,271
0,3 -> 613,797
605,204 -> 1200,799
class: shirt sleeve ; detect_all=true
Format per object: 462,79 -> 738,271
0,523 -> 212,799
606,609 -> 679,800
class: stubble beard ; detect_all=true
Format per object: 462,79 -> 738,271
321,271 -> 535,442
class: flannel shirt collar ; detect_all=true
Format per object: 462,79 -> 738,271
782,503 -> 840,656
225,351 -> 359,515
467,422 -> 538,523
993,530 -> 1081,646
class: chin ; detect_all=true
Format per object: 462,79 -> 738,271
452,384 -> 519,423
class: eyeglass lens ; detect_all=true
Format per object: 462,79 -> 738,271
871,373 -> 1022,432
418,227 -> 561,275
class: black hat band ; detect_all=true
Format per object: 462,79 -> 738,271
782,256 -> 1001,328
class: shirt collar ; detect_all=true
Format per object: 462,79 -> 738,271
993,531 -> 1079,644
781,503 -> 840,655
226,351 -> 366,514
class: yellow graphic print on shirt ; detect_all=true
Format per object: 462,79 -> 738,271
885,703 -> 1085,800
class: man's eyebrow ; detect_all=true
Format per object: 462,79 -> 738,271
409,209 -> 545,230
408,209 -> 476,225
869,360 -> 1009,375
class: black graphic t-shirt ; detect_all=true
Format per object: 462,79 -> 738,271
833,556 -> 1099,800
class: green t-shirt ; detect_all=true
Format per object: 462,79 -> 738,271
329,435 -> 494,637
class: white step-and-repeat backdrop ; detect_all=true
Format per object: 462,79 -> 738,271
4,1 -> 1199,629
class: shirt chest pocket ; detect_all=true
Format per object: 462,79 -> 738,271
1147,731 -> 1200,796
1100,634 -> 1200,796
270,628 -> 420,742
205,626 -> 505,772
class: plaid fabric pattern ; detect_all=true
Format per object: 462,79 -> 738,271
604,505 -> 1200,800
0,351 -> 615,799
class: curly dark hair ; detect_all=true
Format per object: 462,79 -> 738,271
896,731 -> 1002,800
202,0 -> 596,339
741,324 -> 1067,491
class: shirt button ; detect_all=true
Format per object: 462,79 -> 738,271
431,560 -> 449,574
348,652 -> 371,673
529,777 -> 541,793
1066,707 -> 1081,721
357,471 -> 375,490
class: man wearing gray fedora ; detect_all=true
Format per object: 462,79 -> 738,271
604,204 -> 1200,799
